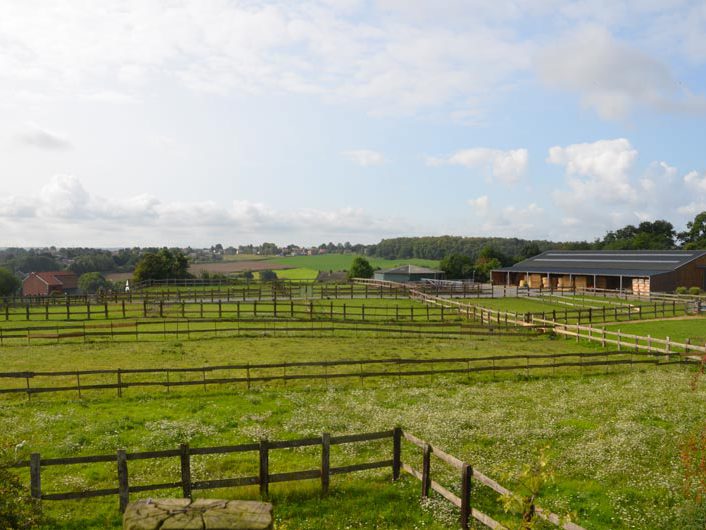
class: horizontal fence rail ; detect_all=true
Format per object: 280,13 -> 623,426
0,351 -> 688,399
9,428 -> 585,529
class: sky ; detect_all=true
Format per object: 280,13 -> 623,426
1,0 -> 706,248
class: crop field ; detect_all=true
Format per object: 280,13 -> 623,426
3,287 -> 706,529
264,254 -> 440,272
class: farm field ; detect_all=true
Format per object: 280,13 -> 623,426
604,316 -> 706,345
1,334 -> 705,529
264,254 -> 440,272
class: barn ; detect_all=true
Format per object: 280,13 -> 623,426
22,271 -> 79,296
491,250 -> 706,294
373,265 -> 445,283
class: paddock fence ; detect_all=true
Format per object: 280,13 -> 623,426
9,428 -> 584,530
0,351 -> 688,399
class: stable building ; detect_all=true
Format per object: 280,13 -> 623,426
491,250 -> 706,294
22,271 -> 79,297
374,265 -> 445,283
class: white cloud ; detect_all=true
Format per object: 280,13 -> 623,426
0,175 -> 414,246
547,138 -> 637,202
536,26 -> 706,120
684,170 -> 706,193
467,196 -> 489,212
429,147 -> 528,184
17,124 -> 71,150
341,149 -> 386,167
466,195 -> 544,236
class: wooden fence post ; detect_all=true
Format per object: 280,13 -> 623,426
180,443 -> 192,499
30,453 -> 41,500
392,427 -> 401,481
321,433 -> 330,495
117,449 -> 129,512
421,444 -> 431,498
460,463 -> 472,530
259,439 -> 269,497
117,368 -> 123,398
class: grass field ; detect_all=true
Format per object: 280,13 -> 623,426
2,334 -> 705,529
604,316 -> 706,345
273,268 -> 320,280
265,254 -> 440,272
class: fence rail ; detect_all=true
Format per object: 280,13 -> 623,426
10,429 -> 585,529
0,351 -> 687,399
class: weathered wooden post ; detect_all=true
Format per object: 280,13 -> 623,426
392,427 -> 401,481
259,439 -> 269,497
460,463 -> 473,530
117,449 -> 129,512
321,433 -> 330,495
421,444 -> 431,498
30,453 -> 41,500
180,443 -> 192,499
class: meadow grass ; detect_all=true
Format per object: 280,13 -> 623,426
274,268 -> 320,280
1,332 -> 706,529
264,254 -> 440,272
604,316 -> 706,345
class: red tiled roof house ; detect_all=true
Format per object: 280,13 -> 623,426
22,271 -> 79,296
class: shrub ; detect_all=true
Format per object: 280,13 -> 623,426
689,287 -> 702,296
0,448 -> 43,529
676,286 -> 688,295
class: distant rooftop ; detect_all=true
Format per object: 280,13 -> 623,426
494,250 -> 706,277
378,265 -> 443,275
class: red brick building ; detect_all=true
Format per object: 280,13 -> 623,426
22,271 -> 79,296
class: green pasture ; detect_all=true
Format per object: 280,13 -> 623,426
264,254 -> 440,272
603,316 -> 706,345
1,334 -> 704,528
273,268 -> 319,280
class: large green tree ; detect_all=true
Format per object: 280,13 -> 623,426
78,272 -> 111,293
348,256 -> 374,279
0,268 -> 20,296
679,211 -> 706,249
601,220 -> 676,249
133,249 -> 190,282
440,254 -> 473,279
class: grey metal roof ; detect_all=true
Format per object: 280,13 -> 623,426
378,265 -> 443,275
494,250 -> 706,277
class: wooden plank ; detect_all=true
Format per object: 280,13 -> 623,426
189,443 -> 260,455
127,449 -> 181,460
42,487 -> 120,500
430,479 -> 461,507
329,460 -> 393,475
128,481 -> 183,493
268,470 -> 321,483
191,476 -> 260,490
267,437 -> 321,449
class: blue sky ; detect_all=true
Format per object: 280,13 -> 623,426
1,1 -> 706,247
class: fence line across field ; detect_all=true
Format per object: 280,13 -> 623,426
10,428 -> 584,530
0,351 -> 690,399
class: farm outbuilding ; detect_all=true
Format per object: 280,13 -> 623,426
491,250 -> 706,294
374,265 -> 445,283
22,271 -> 79,296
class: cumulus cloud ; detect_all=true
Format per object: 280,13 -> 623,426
466,195 -> 544,236
17,124 -> 71,150
429,147 -> 528,184
536,26 -> 706,120
684,170 -> 706,193
341,149 -> 386,167
547,138 -> 637,202
0,175 -> 414,246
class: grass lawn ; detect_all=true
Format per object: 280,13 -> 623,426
1,333 -> 706,529
272,268 -> 319,280
265,254 -> 440,272
604,316 -> 706,345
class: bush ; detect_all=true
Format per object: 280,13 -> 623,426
259,270 -> 277,281
348,257 -> 374,279
0,267 -> 20,296
676,286 -> 688,295
689,286 -> 702,296
0,448 -> 43,529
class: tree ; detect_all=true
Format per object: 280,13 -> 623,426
679,211 -> 706,249
133,249 -> 190,282
78,272 -> 111,294
602,220 -> 676,249
0,268 -> 20,296
348,256 -> 374,279
473,257 -> 501,282
259,270 -> 278,281
440,254 -> 473,279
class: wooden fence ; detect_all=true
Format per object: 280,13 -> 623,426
9,428 -> 584,529
0,351 -> 685,399
545,320 -> 706,361
0,317 -> 531,345
2,299 -> 465,323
